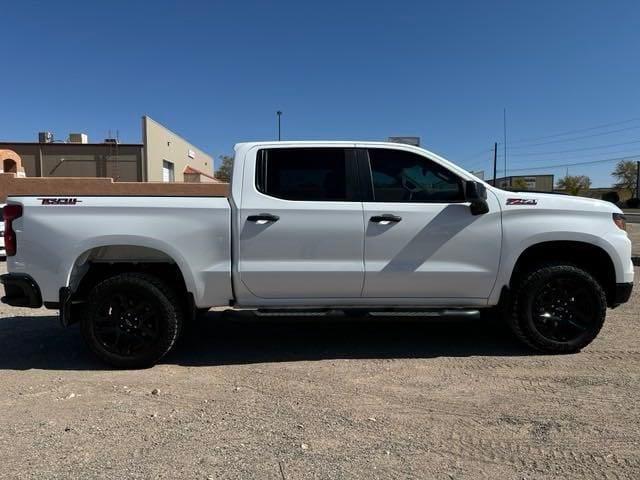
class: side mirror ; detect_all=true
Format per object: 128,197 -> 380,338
465,181 -> 489,215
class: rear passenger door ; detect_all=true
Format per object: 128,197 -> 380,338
237,147 -> 365,300
360,147 -> 501,302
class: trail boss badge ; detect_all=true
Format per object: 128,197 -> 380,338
506,198 -> 537,206
38,198 -> 82,205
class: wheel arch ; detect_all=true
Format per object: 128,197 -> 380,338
508,240 -> 617,306
65,236 -> 198,300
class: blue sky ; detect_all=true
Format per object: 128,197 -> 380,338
2,0 -> 639,186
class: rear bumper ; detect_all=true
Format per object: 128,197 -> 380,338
0,273 -> 43,308
612,282 -> 633,307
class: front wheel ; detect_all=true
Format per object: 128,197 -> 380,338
507,263 -> 607,353
81,273 -> 182,368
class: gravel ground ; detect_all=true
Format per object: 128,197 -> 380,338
0,264 -> 639,480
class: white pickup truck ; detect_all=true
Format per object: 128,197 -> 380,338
1,141 -> 634,367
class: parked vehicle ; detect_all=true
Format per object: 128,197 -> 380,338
1,142 -> 634,367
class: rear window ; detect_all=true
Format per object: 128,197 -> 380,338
256,148 -> 349,201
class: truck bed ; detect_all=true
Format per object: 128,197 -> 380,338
5,194 -> 233,308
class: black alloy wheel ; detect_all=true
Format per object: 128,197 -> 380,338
93,291 -> 162,357
531,276 -> 598,343
507,263 -> 607,353
81,273 -> 181,368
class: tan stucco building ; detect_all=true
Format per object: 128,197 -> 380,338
142,116 -> 214,182
0,115 -> 218,183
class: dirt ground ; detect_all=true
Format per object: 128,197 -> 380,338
0,265 -> 638,480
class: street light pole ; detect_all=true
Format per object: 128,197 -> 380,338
276,111 -> 282,141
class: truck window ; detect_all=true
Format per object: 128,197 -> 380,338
256,148 -> 349,201
367,148 -> 464,202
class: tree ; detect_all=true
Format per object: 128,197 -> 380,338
612,160 -> 638,196
511,178 -> 528,190
215,155 -> 233,182
556,175 -> 591,196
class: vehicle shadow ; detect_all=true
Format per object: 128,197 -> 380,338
0,311 -> 534,371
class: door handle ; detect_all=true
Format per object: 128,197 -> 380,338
370,214 -> 402,224
247,213 -> 280,223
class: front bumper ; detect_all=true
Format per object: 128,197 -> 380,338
612,282 -> 633,307
0,273 -> 43,308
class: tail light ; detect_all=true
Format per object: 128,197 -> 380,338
612,213 -> 626,231
3,204 -> 23,256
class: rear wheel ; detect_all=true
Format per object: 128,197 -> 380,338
507,263 -> 606,353
81,273 -> 182,368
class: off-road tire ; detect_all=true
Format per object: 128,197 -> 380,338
506,263 -> 607,353
81,273 -> 182,368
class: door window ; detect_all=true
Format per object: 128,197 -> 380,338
256,148 -> 351,201
368,149 -> 463,202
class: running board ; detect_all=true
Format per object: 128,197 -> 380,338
255,310 -> 330,317
369,309 -> 479,318
254,308 -> 480,318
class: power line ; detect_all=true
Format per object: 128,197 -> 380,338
507,154 -> 640,173
509,116 -> 640,144
507,148 -> 640,166
509,139 -> 640,157
508,124 -> 640,149
459,147 -> 494,162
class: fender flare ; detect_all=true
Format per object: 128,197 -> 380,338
64,235 -> 199,298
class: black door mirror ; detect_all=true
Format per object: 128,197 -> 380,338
465,181 -> 489,215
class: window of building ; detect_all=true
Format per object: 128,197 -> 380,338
368,149 -> 464,202
162,160 -> 175,182
256,148 -> 349,201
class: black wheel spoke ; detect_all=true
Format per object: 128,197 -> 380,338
564,317 -> 588,332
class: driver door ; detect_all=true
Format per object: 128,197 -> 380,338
360,147 -> 501,302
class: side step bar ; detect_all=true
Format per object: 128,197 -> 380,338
255,308 -> 480,318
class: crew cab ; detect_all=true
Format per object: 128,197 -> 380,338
1,141 -> 634,367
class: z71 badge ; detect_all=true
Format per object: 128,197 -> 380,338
38,198 -> 82,205
506,198 -> 537,206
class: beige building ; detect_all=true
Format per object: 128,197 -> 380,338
494,174 -> 555,192
0,115 -> 217,183
142,116 -> 214,182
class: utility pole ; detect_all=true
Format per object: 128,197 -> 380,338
503,108 -> 507,180
492,142 -> 498,186
276,111 -> 282,141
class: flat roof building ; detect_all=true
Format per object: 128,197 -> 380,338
0,115 -> 217,183
493,174 -> 554,192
